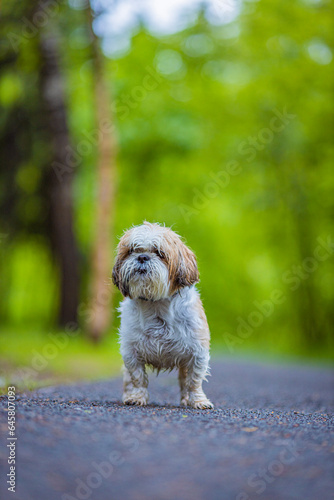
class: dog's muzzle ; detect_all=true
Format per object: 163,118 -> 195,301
135,253 -> 151,275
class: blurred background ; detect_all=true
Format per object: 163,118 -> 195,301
0,0 -> 333,389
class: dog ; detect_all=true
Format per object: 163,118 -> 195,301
112,222 -> 213,409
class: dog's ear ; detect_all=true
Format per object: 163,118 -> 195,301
112,255 -> 130,297
168,238 -> 199,293
177,243 -> 199,287
112,235 -> 131,297
112,258 -> 121,290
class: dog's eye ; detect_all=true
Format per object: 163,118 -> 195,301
154,248 -> 165,259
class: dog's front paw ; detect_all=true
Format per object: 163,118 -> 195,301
188,393 -> 214,410
123,388 -> 148,406
191,400 -> 214,410
180,396 -> 189,407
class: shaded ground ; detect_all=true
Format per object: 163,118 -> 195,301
0,358 -> 333,500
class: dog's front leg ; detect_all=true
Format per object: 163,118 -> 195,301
186,353 -> 214,410
122,359 -> 148,406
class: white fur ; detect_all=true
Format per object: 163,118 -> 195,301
127,222 -> 167,252
119,251 -> 169,301
119,287 -> 208,371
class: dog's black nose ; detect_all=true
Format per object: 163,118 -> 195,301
137,254 -> 150,264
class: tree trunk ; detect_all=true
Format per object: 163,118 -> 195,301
39,26 -> 80,328
86,3 -> 117,341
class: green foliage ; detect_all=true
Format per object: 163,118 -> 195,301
0,0 -> 333,378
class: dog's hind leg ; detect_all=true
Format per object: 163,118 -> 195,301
185,353 -> 214,410
179,365 -> 189,406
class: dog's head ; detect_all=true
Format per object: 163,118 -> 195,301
112,222 -> 199,300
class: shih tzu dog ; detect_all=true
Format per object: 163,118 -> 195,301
112,222 -> 213,409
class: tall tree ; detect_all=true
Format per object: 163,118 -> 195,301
39,15 -> 80,327
86,2 -> 117,341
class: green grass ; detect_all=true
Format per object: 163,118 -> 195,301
0,326 -> 123,393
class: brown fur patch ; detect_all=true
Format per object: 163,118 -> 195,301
194,296 -> 210,349
112,231 -> 132,296
160,227 -> 199,294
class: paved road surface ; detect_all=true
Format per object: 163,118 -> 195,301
0,359 -> 333,500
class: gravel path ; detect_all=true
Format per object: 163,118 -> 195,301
0,358 -> 333,500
